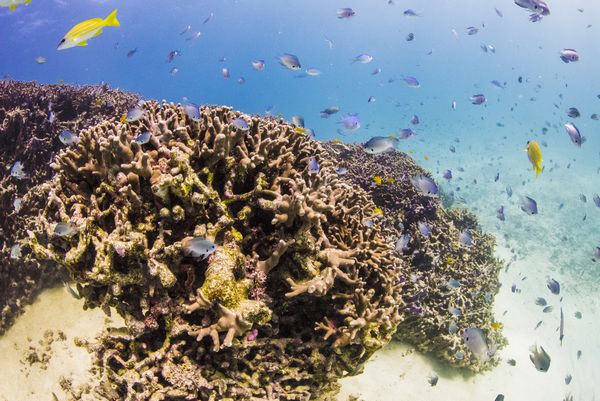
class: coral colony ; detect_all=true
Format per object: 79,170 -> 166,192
2,82 -> 503,400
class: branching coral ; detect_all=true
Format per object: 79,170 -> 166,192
0,80 -> 139,335
26,100 -> 403,399
322,143 -> 505,372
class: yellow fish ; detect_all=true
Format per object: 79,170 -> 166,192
0,0 -> 31,11
526,140 -> 543,177
423,155 -> 429,161
332,138 -> 342,145
373,176 -> 383,186
294,127 -> 306,135
373,207 -> 383,215
57,9 -> 120,50
490,321 -> 503,330
385,177 -> 394,184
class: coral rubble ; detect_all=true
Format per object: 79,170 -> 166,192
323,143 -> 505,372
0,80 -> 139,335
26,101 -> 403,399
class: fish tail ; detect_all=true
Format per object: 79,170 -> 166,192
534,164 -> 542,178
104,9 -> 120,27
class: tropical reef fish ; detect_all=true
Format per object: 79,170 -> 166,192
470,94 -> 486,105
427,374 -> 438,386
182,237 -> 217,259
411,175 -> 438,197
443,169 -> 452,180
320,106 -> 340,118
418,221 -> 432,237
560,49 -> 579,63
57,9 -> 120,50
340,113 -> 361,131
535,297 -> 547,306
10,161 -> 26,180
58,130 -> 79,146
399,128 -> 415,139
410,115 -> 420,125
337,7 -> 355,18
352,54 -> 373,64
183,103 -> 201,121
459,230 -> 473,247
543,306 -> 554,313
54,222 -> 76,237
514,0 -> 550,17
403,76 -> 420,88
565,374 -> 572,385
335,166 -> 348,175
496,206 -> 505,221
291,115 -> 304,128
122,106 -> 145,122
403,9 -> 420,17
278,53 -> 301,70
463,328 -> 489,362
251,59 -> 265,71
231,117 -> 250,131
308,157 -> 320,174
547,278 -> 560,294
134,132 -> 151,145
0,0 -> 31,11
167,50 -> 181,63
529,345 -> 551,372
564,123 -> 584,146
566,107 -> 580,118
521,196 -> 538,215
395,234 -> 410,253
526,140 -> 543,177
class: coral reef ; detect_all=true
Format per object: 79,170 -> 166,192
0,80 -> 139,335
322,143 -> 505,372
26,100 -> 403,400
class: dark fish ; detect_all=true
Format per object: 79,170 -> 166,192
337,7 -> 355,19
496,206 -> 505,221
167,50 -> 181,63
507,359 -> 516,366
534,320 -> 543,329
591,113 -> 599,120
543,306 -> 554,313
403,9 -> 420,17
495,7 -> 503,17
495,395 -> 505,401
399,128 -> 415,139
547,278 -> 560,294
574,311 -> 582,319
127,48 -> 138,57
565,374 -> 572,384
443,169 -> 452,180
559,307 -> 564,345
470,94 -> 486,105
427,374 -> 438,386
406,32 -> 415,41
410,115 -> 419,125
535,297 -> 547,306
203,12 -> 214,24
506,185 -> 513,197
466,26 -> 479,35
566,107 -> 580,118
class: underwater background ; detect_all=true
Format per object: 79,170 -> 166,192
0,0 -> 599,400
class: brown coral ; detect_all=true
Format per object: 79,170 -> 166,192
0,80 -> 139,335
26,100 -> 403,399
323,143 -> 505,372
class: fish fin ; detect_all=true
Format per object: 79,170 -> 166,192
92,29 -> 103,38
104,9 -> 120,27
77,41 -> 88,46
9,4 -> 16,10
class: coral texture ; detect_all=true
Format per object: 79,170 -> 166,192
323,143 -> 505,372
26,100 -> 403,400
0,80 -> 138,335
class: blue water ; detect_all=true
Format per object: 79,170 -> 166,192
1,1 -> 599,399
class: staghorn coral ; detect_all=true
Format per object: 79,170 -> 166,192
0,80 -> 139,335
26,100 -> 403,400
322,143 -> 505,372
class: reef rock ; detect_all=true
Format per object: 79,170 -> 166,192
25,100 -> 403,400
0,80 -> 138,335
323,143 -> 505,372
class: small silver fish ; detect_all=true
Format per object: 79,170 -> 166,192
564,123 -> 584,146
182,237 -> 217,259
351,54 -> 373,64
560,49 -> 579,63
308,157 -> 320,174
231,117 -> 250,131
183,103 -> 201,121
35,56 -> 47,64
59,130 -> 79,146
470,94 -> 486,105
411,175 -> 438,196
13,197 -> 22,212
454,351 -> 465,360
521,196 -> 538,215
278,53 -> 301,70
221,67 -> 230,78
10,161 -> 26,180
402,76 -> 420,88
447,278 -> 461,289
459,230 -> 473,247
335,166 -> 348,175
529,345 -> 551,372
448,320 -> 458,334
418,221 -> 432,237
395,234 -> 410,253
124,107 -> 145,122
134,132 -> 151,145
398,128 -> 415,139
363,136 -> 397,154
10,244 -> 21,260
543,305 -> 554,313
427,374 -> 438,386
54,222 -> 76,237
463,328 -> 489,362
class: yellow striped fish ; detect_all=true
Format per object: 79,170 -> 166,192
0,0 -> 32,11
57,9 -> 120,50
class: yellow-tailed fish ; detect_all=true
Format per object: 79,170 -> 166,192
57,9 -> 120,50
332,138 -> 341,145
385,177 -> 394,184
526,140 -> 543,177
294,127 -> 306,135
373,207 -> 383,215
373,176 -> 383,186
0,0 -> 31,11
